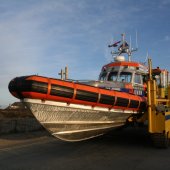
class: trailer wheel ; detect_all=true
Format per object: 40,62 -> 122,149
151,133 -> 169,148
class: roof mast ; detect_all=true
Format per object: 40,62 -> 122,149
109,33 -> 138,62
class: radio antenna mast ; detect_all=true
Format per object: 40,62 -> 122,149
109,33 -> 138,61
136,30 -> 138,49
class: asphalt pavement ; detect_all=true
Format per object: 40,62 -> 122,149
0,127 -> 170,170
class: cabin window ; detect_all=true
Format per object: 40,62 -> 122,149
108,72 -> 117,81
142,75 -> 147,83
99,72 -> 107,81
134,74 -> 142,84
108,72 -> 132,83
118,72 -> 132,83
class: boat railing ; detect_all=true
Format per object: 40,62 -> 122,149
66,79 -> 97,83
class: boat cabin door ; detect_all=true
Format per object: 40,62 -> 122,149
133,73 -> 145,96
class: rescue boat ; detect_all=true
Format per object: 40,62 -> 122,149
8,34 -> 148,141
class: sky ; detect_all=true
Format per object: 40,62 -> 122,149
0,0 -> 170,107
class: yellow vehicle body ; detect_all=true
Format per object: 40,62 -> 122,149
147,59 -> 170,148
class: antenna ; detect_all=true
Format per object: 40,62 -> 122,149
129,35 -> 132,51
128,35 -> 132,61
130,31 -> 138,53
121,33 -> 125,49
136,30 -> 138,49
144,51 -> 149,64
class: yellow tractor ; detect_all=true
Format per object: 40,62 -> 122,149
147,58 -> 170,148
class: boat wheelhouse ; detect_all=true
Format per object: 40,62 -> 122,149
98,56 -> 148,97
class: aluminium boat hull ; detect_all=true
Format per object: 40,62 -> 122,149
24,98 -> 136,141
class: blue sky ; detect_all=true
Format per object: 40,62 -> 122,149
0,0 -> 170,107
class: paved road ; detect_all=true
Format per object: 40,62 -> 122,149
0,127 -> 170,170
